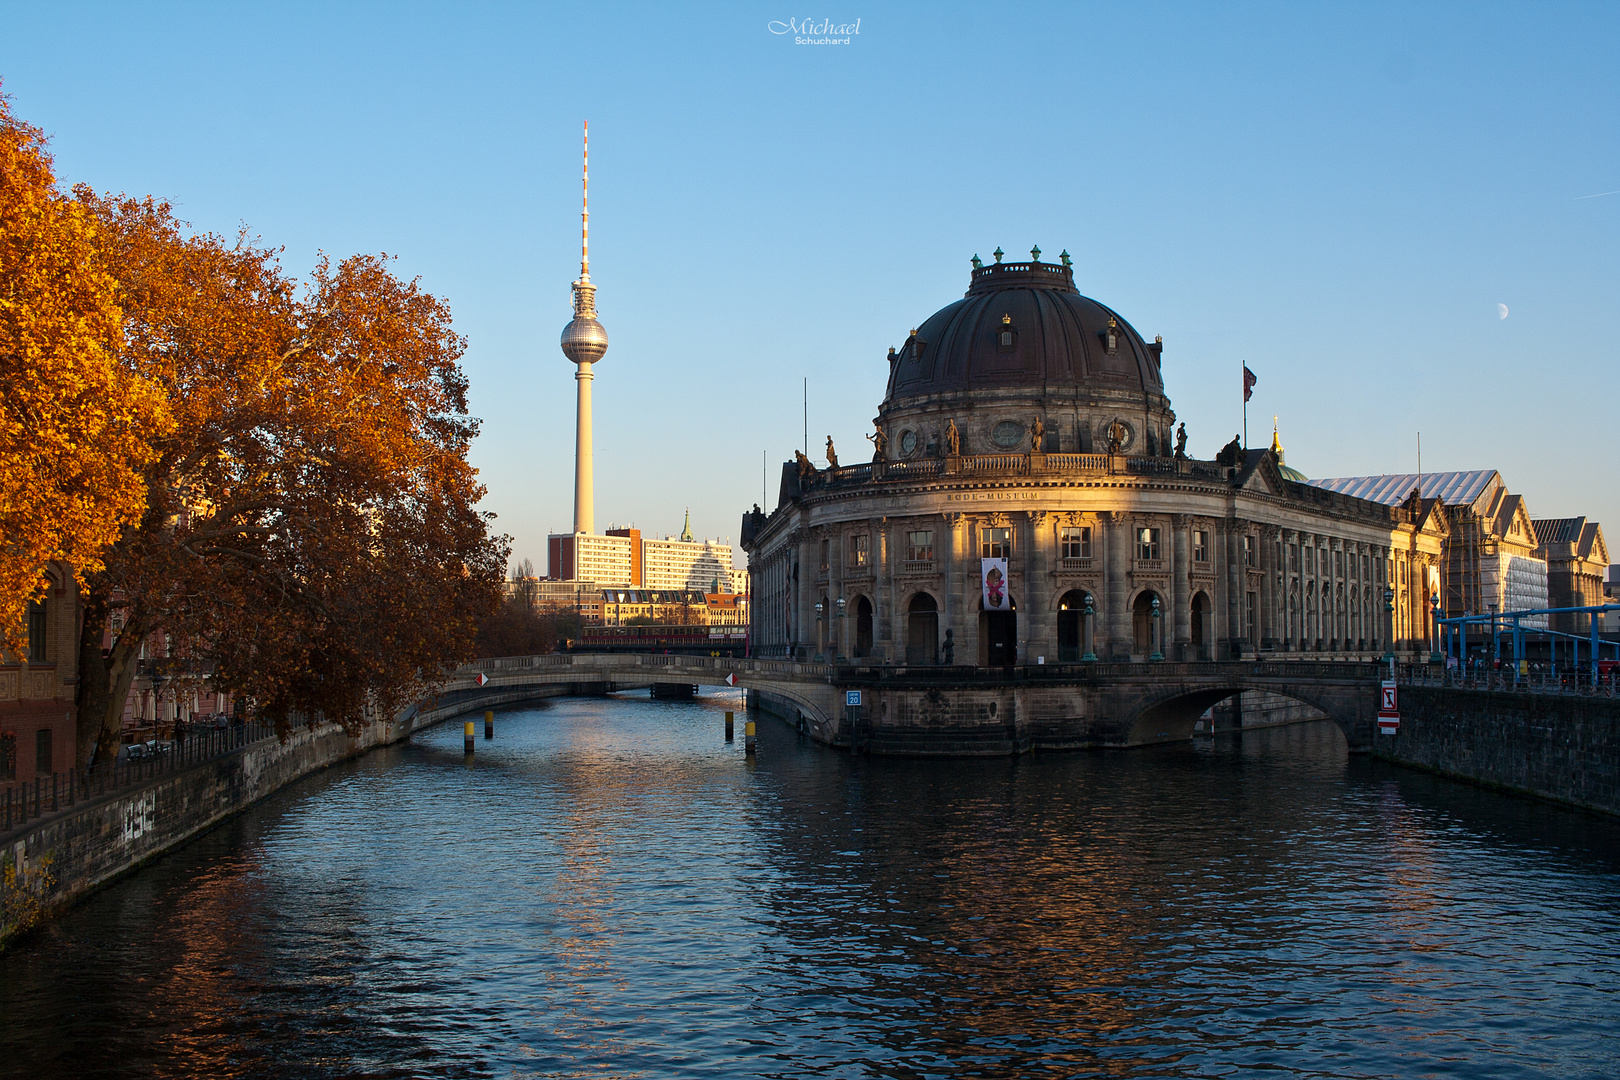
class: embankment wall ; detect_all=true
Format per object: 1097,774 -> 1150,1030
1,687 -> 558,946
1374,686 -> 1620,816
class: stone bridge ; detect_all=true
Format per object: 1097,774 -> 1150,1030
427,654 -> 1390,756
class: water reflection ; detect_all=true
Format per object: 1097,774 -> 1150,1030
1,696 -> 1617,1079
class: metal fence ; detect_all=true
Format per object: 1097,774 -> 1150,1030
1,719 -> 274,838
1398,666 -> 1620,698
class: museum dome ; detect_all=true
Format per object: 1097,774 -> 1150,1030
882,253 -> 1165,406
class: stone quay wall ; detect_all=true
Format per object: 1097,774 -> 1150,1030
0,685 -> 541,947
1374,686 -> 1620,817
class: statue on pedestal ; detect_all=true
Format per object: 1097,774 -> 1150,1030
941,628 -> 955,666
1031,415 -> 1045,452
866,422 -> 887,461
945,418 -> 961,456
825,435 -> 839,469
1174,422 -> 1188,460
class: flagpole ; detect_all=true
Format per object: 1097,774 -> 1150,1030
1242,361 -> 1248,449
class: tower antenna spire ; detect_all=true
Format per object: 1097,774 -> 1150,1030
581,120 -> 589,280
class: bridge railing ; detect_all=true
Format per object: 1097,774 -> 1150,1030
1401,667 -> 1620,699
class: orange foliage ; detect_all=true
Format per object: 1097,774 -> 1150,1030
73,195 -> 508,762
0,91 -> 170,649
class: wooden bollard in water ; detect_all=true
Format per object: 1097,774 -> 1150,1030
744,719 -> 757,754
724,710 -> 734,742
464,720 -> 475,754
485,710 -> 493,740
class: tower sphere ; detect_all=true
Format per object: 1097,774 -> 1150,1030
561,314 -> 609,365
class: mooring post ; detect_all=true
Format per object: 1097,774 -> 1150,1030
464,720 -> 475,755
744,718 -> 757,755
724,710 -> 734,741
485,710 -> 494,740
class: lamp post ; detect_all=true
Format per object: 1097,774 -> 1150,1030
814,600 -> 824,663
1150,595 -> 1163,661
1383,586 -> 1395,665
835,597 -> 847,662
1081,595 -> 1097,661
1430,592 -> 1444,664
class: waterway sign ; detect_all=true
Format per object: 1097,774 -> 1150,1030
475,673 -> 488,687
1378,679 -> 1399,735
725,673 -> 738,686
846,690 -> 861,706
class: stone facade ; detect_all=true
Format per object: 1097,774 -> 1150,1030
0,566 -> 78,781
741,257 -> 1448,667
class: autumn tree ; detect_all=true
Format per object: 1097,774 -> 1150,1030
73,194 -> 507,765
0,91 -> 169,649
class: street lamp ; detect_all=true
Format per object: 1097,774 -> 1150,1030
1430,592 -> 1444,664
814,600 -> 824,663
835,597 -> 847,662
1081,595 -> 1097,661
1383,586 -> 1395,664
1150,595 -> 1163,661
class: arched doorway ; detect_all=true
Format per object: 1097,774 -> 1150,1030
905,593 -> 937,665
1190,591 -> 1211,660
854,596 -> 874,658
979,596 -> 1018,667
1133,590 -> 1163,657
1057,589 -> 1093,662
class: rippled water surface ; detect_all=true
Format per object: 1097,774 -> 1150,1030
3,692 -> 1619,1078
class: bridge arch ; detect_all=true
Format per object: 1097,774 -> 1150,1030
1126,679 -> 1366,747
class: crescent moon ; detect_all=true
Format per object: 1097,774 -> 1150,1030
1497,303 -> 1509,320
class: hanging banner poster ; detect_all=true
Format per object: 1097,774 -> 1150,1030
981,557 -> 1010,611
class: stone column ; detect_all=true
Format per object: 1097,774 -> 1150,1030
1103,511 -> 1128,660
1171,514 -> 1190,658
960,515 -> 981,665
1224,518 -> 1246,657
938,513 -> 955,662
1025,510 -> 1051,662
1259,524 -> 1279,648
795,529 -> 815,661
874,516 -> 893,662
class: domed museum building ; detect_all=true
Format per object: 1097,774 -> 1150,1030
741,252 -> 1448,669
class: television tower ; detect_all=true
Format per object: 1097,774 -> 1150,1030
560,120 -> 608,535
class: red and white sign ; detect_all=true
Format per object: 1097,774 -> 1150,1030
724,673 -> 738,687
1377,679 -> 1399,735
475,673 -> 488,687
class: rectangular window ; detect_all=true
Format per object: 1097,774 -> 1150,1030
35,728 -> 51,775
1335,551 -> 1344,576
819,539 -> 829,569
26,601 -> 46,663
1307,547 -> 1316,574
1401,562 -> 1408,585
906,530 -> 933,562
1289,544 -> 1299,572
1246,591 -> 1258,642
1193,530 -> 1209,563
1136,527 -> 1161,562
1061,526 -> 1092,560
981,527 -> 1011,559
1243,535 -> 1256,567
849,534 -> 869,568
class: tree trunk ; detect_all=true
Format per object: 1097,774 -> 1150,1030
74,590 -> 142,769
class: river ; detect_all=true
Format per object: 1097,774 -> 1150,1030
2,690 -> 1618,1078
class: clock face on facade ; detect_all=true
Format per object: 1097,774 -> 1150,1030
991,420 -> 1025,449
900,429 -> 918,456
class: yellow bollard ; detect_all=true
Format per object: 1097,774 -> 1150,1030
744,719 -> 757,754
464,720 -> 475,754
724,710 -> 734,742
485,710 -> 494,740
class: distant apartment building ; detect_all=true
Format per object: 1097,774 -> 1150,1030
598,589 -> 750,627
548,512 -> 746,595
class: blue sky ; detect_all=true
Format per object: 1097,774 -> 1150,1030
4,2 -> 1616,571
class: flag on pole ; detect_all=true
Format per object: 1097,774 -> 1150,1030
1243,366 -> 1257,402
